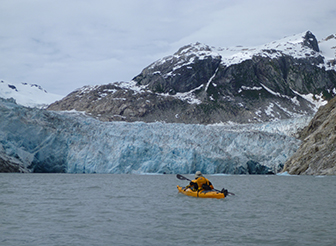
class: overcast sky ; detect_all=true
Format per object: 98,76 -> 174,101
1,0 -> 336,96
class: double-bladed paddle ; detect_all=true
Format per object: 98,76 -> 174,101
176,174 -> 235,196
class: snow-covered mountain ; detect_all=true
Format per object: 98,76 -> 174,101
48,31 -> 336,124
319,34 -> 336,68
2,31 -> 335,175
0,80 -> 63,108
145,31 -> 335,77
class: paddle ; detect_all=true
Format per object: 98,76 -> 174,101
176,174 -> 235,196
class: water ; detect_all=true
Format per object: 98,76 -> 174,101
1,174 -> 335,246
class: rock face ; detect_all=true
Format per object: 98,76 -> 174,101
283,96 -> 336,175
0,145 -> 29,173
303,31 -> 320,52
48,31 -> 336,124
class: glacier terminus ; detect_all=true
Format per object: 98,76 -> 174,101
0,98 -> 308,174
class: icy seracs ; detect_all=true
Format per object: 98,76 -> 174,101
0,98 -> 307,174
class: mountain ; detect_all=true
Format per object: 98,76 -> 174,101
0,80 -> 62,108
283,96 -> 336,175
48,31 -> 336,124
2,31 -> 336,174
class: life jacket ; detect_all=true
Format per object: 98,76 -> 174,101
190,177 -> 213,191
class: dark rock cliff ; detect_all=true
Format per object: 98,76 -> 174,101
0,146 -> 29,173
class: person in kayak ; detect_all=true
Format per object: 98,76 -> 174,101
185,171 -> 214,191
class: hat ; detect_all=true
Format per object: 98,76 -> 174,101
195,171 -> 203,178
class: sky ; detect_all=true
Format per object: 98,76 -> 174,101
1,0 -> 336,96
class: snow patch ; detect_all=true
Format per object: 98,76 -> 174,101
265,103 -> 275,117
239,86 -> 263,93
160,84 -> 204,105
0,80 -> 63,108
291,96 -> 300,106
319,34 -> 336,70
205,67 -> 219,92
291,89 -> 327,111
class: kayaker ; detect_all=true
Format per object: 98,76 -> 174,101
185,171 -> 214,191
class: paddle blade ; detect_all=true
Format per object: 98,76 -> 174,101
176,174 -> 191,181
218,188 -> 235,196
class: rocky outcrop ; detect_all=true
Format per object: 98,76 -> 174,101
48,31 -> 336,124
0,157 -> 29,173
303,31 -> 320,52
0,144 -> 29,173
283,96 -> 336,175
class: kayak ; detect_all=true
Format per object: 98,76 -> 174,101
177,185 -> 225,199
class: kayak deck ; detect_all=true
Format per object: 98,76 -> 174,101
177,185 -> 225,199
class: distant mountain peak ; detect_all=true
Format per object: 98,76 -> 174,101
0,80 -> 63,108
302,30 -> 319,52
148,31 -> 328,78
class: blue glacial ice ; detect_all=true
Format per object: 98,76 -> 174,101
0,98 -> 309,174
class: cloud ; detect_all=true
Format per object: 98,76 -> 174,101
0,0 -> 335,95
173,0 -> 336,47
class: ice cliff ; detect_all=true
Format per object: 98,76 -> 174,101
0,98 -> 308,174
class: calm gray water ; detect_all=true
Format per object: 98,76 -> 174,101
1,173 -> 335,246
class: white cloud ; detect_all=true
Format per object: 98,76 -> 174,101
0,0 -> 335,96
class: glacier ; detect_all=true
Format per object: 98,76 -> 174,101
0,98 -> 309,174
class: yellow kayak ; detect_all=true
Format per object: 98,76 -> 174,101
177,185 -> 225,199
